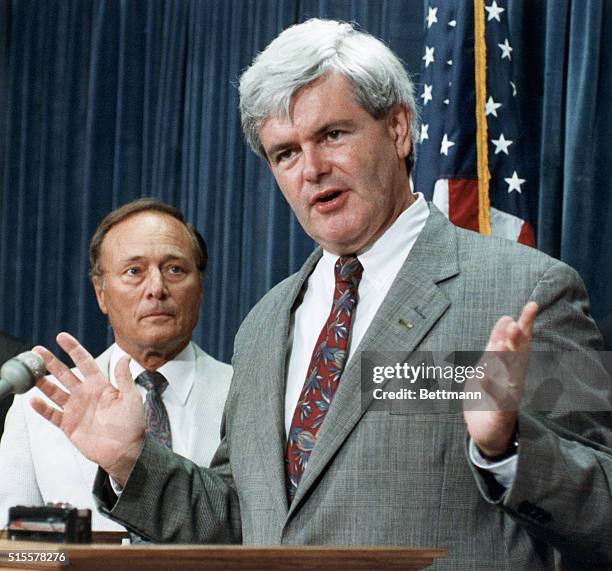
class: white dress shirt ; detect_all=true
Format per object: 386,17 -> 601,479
0,341 -> 232,530
110,342 -> 199,461
283,192 -> 517,485
284,193 -> 429,434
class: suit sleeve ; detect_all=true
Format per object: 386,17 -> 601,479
470,261 -> 612,565
0,396 -> 44,525
94,399 -> 242,543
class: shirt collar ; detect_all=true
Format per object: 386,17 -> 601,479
320,192 -> 429,290
108,342 -> 196,405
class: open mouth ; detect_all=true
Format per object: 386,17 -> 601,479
317,191 -> 342,203
311,189 -> 348,213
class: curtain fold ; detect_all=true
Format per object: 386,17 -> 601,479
1,0 -> 610,361
0,0 -> 425,361
561,0 -> 612,348
512,0 -> 612,347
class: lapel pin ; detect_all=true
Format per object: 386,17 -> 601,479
398,319 -> 414,330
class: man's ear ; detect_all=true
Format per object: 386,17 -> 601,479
386,104 -> 412,160
92,277 -> 108,315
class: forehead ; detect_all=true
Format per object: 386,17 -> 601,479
100,211 -> 196,263
259,73 -> 368,147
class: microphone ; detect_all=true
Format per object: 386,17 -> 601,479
0,351 -> 47,401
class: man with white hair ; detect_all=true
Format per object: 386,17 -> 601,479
31,20 -> 611,568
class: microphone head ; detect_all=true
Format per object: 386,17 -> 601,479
15,351 -> 47,379
0,351 -> 48,394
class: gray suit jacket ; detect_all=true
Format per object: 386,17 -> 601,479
97,206 -> 612,569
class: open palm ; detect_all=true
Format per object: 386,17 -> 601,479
31,332 -> 145,484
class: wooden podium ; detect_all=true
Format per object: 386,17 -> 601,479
0,539 -> 446,570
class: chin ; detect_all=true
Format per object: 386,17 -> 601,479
142,332 -> 184,351
320,234 -> 366,255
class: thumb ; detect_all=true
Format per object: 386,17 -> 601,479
114,354 -> 135,394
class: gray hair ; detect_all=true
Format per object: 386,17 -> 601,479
239,18 -> 419,166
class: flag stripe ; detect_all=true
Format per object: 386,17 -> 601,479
449,179 -> 480,232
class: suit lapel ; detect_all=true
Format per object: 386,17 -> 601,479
252,249 -> 323,518
288,206 -> 460,514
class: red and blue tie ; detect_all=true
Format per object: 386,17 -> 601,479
285,255 -> 363,502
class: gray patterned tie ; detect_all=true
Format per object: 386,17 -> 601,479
135,370 -> 172,449
129,370 -> 172,544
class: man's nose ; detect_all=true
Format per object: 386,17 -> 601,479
302,146 -> 330,183
146,269 -> 169,299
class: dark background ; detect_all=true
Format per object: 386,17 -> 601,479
0,0 -> 610,363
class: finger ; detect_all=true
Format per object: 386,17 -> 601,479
504,321 -> 521,352
56,332 -> 103,379
30,396 -> 64,429
517,301 -> 538,338
32,345 -> 81,392
486,316 -> 513,348
114,355 -> 135,394
508,303 -> 538,352
36,376 -> 71,407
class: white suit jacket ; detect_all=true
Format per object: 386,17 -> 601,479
0,342 -> 232,530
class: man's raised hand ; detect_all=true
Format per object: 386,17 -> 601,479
464,302 -> 538,457
31,332 -> 145,486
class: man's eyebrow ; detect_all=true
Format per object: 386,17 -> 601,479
116,253 -> 190,265
265,120 -> 356,159
117,255 -> 146,264
266,140 -> 295,161
313,119 -> 355,138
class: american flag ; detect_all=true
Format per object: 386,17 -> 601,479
413,0 -> 535,246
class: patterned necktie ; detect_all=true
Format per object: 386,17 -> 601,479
135,370 -> 172,449
285,255 -> 363,502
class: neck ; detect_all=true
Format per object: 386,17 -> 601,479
116,339 -> 190,371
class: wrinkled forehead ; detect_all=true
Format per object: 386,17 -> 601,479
101,212 -> 197,263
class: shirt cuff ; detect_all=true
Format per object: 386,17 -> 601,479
468,438 -> 518,490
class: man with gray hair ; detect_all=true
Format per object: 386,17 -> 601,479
30,20 -> 611,568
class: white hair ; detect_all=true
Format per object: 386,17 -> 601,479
239,18 -> 419,166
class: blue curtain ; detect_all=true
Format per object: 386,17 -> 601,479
0,0 -> 425,362
508,0 -> 612,348
0,0 -> 610,362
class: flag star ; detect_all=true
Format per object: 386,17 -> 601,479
485,96 -> 502,117
423,46 -> 435,68
446,59 -> 453,66
420,124 -> 429,143
505,171 -> 526,193
485,1 -> 505,22
492,133 -> 513,154
440,134 -> 455,155
448,20 -> 457,27
426,6 -> 438,28
443,99 -> 450,105
498,38 -> 513,60
510,81 -> 517,96
420,84 -> 433,105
